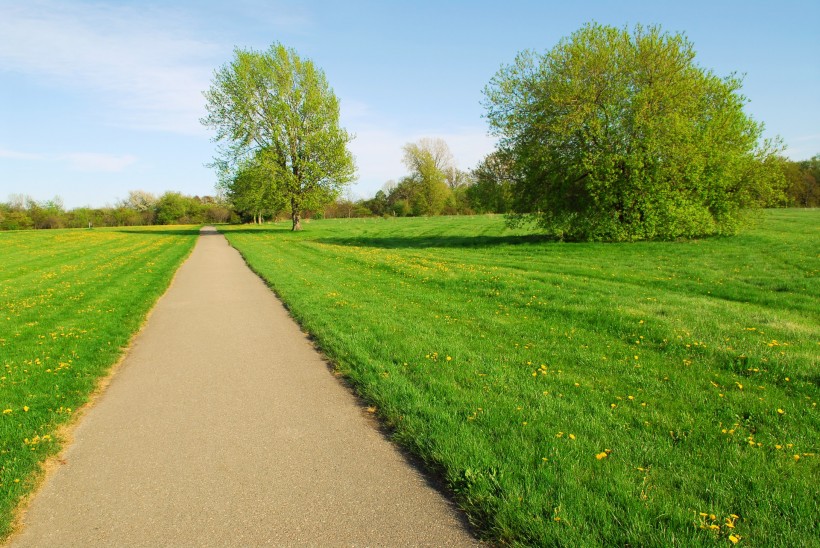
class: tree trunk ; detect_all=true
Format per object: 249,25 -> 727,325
291,199 -> 302,231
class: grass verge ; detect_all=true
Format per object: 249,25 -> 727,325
0,226 -> 198,539
221,210 -> 818,546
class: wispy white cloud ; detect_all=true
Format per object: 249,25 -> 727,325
0,1 -> 220,135
0,146 -> 136,172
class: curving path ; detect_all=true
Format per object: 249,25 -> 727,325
10,227 -> 477,547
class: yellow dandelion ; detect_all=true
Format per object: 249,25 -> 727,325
729,534 -> 740,544
777,408 -> 785,415
596,452 -> 608,460
793,454 -> 800,461
569,434 -> 576,440
23,406 -> 29,412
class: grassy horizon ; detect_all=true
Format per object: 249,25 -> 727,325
221,210 -> 818,546
0,226 -> 198,539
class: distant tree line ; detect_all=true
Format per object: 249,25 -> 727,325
0,191 -> 233,231
317,146 -> 817,222
779,155 -> 820,207
319,138 -> 515,219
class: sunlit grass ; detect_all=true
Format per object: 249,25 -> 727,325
221,210 -> 818,546
0,226 -> 198,539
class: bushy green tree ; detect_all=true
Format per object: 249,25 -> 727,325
468,152 -> 515,213
484,23 -> 785,241
400,139 -> 452,215
155,192 -> 191,225
202,43 -> 355,230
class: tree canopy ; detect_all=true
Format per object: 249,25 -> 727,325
202,43 -> 355,230
484,23 -> 784,241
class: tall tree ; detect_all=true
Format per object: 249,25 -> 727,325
484,23 -> 785,241
202,43 -> 355,230
401,139 -> 453,215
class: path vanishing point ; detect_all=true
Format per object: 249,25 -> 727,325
10,227 -> 477,547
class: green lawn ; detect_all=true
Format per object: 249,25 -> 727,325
0,226 -> 198,539
221,210 -> 819,546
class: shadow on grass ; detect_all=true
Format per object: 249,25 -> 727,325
314,234 -> 558,249
117,228 -> 204,237
222,225 -> 557,249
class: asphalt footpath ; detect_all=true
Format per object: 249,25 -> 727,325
9,226 -> 478,547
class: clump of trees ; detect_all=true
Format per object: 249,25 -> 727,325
202,43 -> 355,231
779,154 -> 820,207
483,23 -> 787,241
0,191 -> 232,231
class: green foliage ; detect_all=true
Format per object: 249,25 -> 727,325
221,210 -> 818,546
0,192 -> 230,231
468,151 -> 515,213
202,43 -> 355,231
781,154 -> 820,207
0,227 -> 197,539
484,23 -> 786,241
155,192 -> 191,225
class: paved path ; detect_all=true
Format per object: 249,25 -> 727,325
10,227 -> 477,547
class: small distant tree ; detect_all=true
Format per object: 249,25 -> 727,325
202,43 -> 356,230
155,192 -> 190,225
400,139 -> 453,215
221,154 -> 287,223
484,23 -> 785,241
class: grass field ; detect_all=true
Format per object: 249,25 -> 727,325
221,210 -> 819,546
0,226 -> 198,539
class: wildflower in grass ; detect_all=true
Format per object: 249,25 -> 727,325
729,534 -> 740,544
596,452 -> 608,460
2,409 -> 11,415
23,406 -> 29,412
793,454 -> 800,461
569,434 -> 576,440
777,408 -> 785,415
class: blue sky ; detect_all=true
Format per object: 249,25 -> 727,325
1,0 -> 818,209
